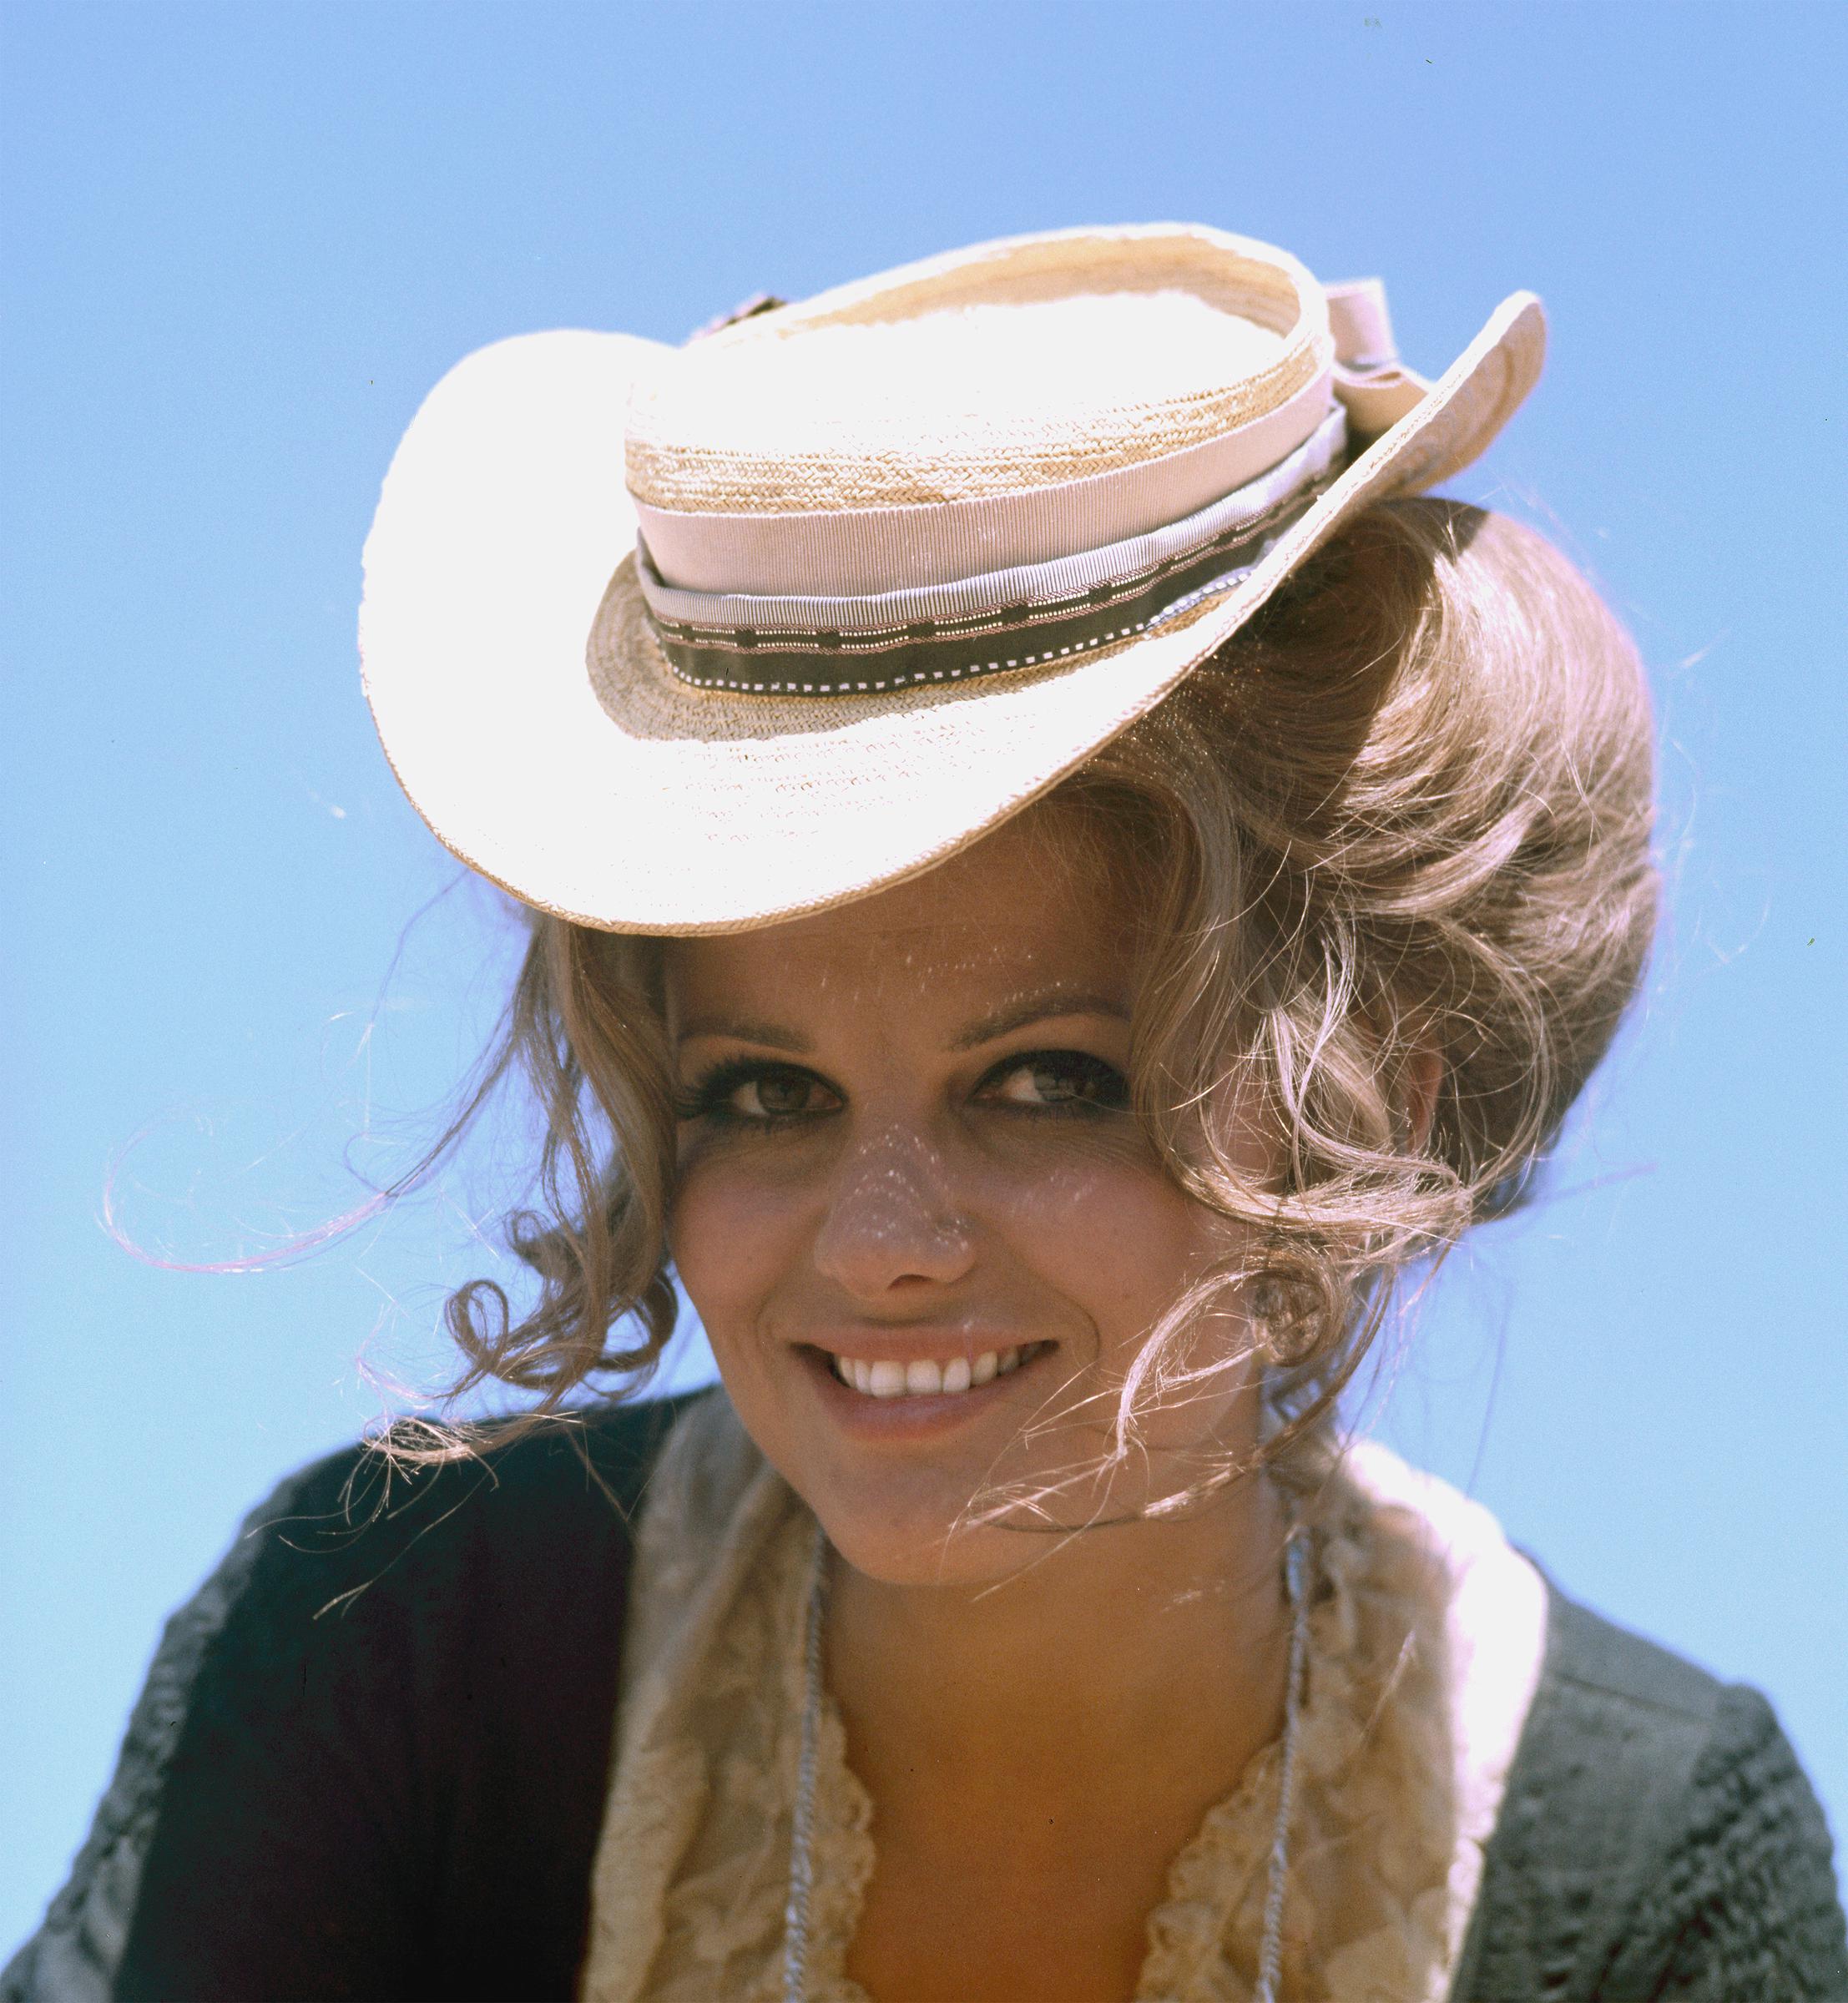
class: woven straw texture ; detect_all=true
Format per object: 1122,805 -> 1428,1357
624,225 -> 1327,511
359,228 -> 1544,935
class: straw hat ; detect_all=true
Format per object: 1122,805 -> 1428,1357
360,224 -> 1543,934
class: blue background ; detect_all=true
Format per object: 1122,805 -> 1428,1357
4,0 -> 1844,1950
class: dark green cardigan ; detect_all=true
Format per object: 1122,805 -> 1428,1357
7,1395 -> 1845,2001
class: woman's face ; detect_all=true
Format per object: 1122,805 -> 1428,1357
664,802 -> 1271,1587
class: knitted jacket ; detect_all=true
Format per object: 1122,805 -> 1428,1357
7,1395 -> 1845,2003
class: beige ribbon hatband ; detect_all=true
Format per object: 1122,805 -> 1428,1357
639,414 -> 1346,696
634,278 -> 1426,698
635,367 -> 1337,598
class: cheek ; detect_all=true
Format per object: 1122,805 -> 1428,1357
982,1139 -> 1233,1357
669,1153 -> 804,1336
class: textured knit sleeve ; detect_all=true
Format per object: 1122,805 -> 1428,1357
1452,1590 -> 1848,2003
2,1463 -> 309,2003
1650,1686 -> 1848,2000
3,1399 -> 682,2003
1,1446 -> 415,2003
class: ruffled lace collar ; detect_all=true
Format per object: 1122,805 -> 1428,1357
580,1395 -> 1545,2003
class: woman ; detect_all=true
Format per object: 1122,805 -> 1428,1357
9,225 -> 1843,2002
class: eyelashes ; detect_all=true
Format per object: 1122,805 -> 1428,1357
676,1048 -> 1131,1130
675,1057 -> 836,1127
983,1048 -> 1130,1114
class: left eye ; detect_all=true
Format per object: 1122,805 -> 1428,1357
982,1051 -> 1129,1112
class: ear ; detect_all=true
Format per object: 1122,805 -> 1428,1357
1400,1044 -> 1443,1153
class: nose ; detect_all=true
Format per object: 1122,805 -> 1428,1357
810,1124 -> 977,1301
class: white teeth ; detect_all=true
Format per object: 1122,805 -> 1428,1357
830,1345 -> 1038,1398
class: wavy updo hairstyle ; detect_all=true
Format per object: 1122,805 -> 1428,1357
431,498 -> 1657,1458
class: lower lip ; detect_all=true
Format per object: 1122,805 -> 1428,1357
798,1344 -> 1053,1439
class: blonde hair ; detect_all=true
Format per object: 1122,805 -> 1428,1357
428,499 -> 1656,1460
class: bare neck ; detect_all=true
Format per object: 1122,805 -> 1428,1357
825,1471 -> 1291,1829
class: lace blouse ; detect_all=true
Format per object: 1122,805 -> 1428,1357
578,1395 -> 1548,2003
11,1391 -> 1841,2001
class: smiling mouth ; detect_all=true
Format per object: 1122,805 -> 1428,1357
824,1342 -> 1054,1400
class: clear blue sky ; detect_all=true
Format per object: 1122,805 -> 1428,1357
3,0 -> 1844,1950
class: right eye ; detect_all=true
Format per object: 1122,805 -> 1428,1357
730,1069 -> 823,1118
679,1059 -> 841,1127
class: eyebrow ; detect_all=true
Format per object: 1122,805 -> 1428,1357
674,987 -> 1130,1055
674,1014 -> 812,1052
949,988 -> 1131,1052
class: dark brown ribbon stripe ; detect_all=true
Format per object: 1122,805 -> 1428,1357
647,477 -> 1335,696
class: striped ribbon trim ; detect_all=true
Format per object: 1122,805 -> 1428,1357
640,410 -> 1345,698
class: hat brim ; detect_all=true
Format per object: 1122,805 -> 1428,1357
360,295 -> 1543,935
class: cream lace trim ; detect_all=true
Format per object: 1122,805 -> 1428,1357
579,1395 -> 1545,2003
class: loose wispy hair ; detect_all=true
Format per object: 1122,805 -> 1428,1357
416,499 -> 1657,1476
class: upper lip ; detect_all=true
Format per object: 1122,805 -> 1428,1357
798,1329 -> 1047,1365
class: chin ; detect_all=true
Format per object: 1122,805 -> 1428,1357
717,1330 -> 1112,1582
797,1426 -> 1174,1593
817,1496 -> 1041,1591
786,1445 -> 1021,1588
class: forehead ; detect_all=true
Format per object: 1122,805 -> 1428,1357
663,802 -> 1139,1027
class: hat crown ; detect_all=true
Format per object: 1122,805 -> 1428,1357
362,208 -> 1545,931
624,225 -> 1333,517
